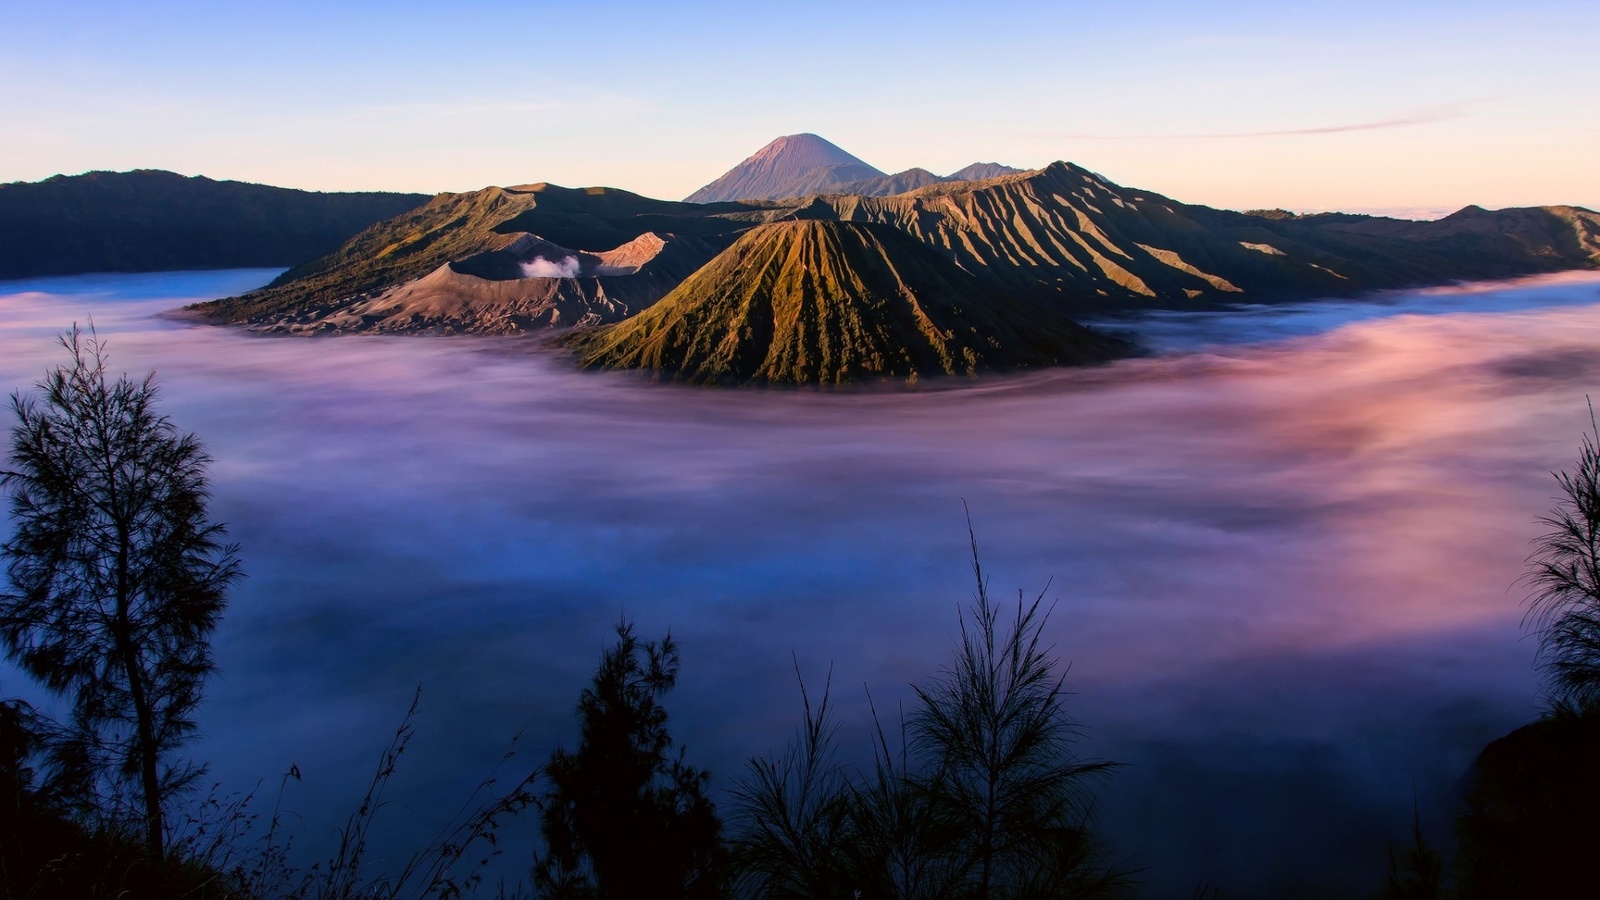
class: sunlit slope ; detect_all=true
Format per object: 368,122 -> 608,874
191,183 -> 784,329
567,220 -> 1125,385
305,232 -> 723,334
824,163 -> 1600,311
685,133 -> 885,203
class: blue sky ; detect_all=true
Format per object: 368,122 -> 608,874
3,0 -> 1596,215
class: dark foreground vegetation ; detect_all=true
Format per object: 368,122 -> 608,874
2,331 -> 1598,898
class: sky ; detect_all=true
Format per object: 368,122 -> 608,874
2,0 -> 1597,216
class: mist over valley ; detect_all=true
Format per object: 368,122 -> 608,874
6,268 -> 1600,894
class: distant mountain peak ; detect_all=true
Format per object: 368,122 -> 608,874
947,162 -> 1024,182
748,133 -> 873,169
686,135 -> 1038,203
686,134 -> 886,203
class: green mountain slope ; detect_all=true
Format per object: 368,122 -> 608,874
564,220 -> 1126,385
0,170 -> 427,278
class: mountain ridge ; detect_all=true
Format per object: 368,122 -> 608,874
0,169 -> 428,278
685,134 -> 884,203
684,134 -> 1024,203
194,159 -> 1600,337
186,136 -> 1600,384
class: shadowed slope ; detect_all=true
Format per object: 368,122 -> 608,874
0,170 -> 427,278
948,162 -> 1025,182
566,220 -> 1125,385
1272,204 -> 1600,268
828,163 -> 1029,199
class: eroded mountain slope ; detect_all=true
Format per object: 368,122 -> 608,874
565,220 -> 1125,385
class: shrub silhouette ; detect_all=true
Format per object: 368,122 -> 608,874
1524,404 -> 1600,712
535,619 -> 724,899
734,520 -> 1125,899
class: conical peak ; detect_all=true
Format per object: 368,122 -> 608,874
685,134 -> 886,203
751,133 -> 872,170
739,132 -> 883,176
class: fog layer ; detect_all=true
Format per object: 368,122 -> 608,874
4,270 -> 1600,896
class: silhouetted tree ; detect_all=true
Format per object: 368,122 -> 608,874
843,695 -> 966,898
1525,403 -> 1600,712
0,689 -> 44,829
730,664 -> 861,899
1378,803 -> 1445,900
535,619 -> 724,899
733,518 -> 1125,899
909,524 -> 1123,899
0,326 -> 241,859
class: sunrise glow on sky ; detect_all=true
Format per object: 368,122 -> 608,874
3,0 -> 1597,216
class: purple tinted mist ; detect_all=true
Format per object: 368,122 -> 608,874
4,270 -> 1600,895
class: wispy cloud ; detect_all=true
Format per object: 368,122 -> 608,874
1054,107 -> 1464,141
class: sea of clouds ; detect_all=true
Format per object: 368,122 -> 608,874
3,270 -> 1600,895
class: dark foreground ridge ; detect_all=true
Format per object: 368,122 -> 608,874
0,170 -> 429,278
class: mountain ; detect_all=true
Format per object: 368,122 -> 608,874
685,135 -> 1028,202
564,220 -> 1125,385
0,170 -> 428,278
279,232 -> 723,334
830,163 -> 1028,199
816,162 -> 1600,311
1251,204 -> 1600,270
193,158 -> 1600,379
189,182 -> 790,331
685,134 -> 884,203
835,167 -> 949,197
948,162 -> 1024,181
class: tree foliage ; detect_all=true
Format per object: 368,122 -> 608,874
729,664 -> 858,899
1525,404 -> 1600,712
535,619 -> 724,899
908,534 -> 1121,899
733,520 -> 1124,899
0,326 -> 240,858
